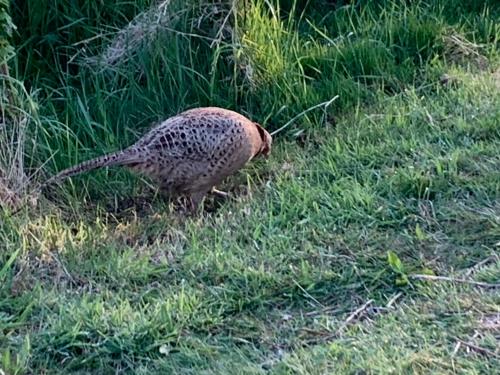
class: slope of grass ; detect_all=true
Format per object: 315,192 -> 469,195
1,0 -> 499,373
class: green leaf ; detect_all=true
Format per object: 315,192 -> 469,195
419,268 -> 435,276
415,223 -> 427,241
387,250 -> 404,273
396,274 -> 409,286
0,248 -> 20,282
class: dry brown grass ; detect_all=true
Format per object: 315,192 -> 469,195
442,31 -> 490,70
84,0 -> 234,70
0,69 -> 39,211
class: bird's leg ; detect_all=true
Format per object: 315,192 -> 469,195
188,191 -> 206,214
158,188 -> 172,202
211,187 -> 229,198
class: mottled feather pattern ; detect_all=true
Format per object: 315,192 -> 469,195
45,107 -> 272,211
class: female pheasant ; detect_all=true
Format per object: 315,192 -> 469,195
45,107 -> 272,211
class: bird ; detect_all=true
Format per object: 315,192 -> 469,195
42,107 -> 272,211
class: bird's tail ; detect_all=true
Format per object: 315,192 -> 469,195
43,149 -> 140,187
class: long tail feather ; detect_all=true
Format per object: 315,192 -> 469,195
44,149 -> 139,186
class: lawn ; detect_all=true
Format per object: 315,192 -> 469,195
1,0 -> 499,373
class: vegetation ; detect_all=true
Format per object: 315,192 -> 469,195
1,0 -> 499,373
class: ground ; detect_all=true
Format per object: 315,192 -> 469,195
0,1 -> 499,374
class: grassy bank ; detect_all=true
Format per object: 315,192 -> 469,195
1,0 -> 499,373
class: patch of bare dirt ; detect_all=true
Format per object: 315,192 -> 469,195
443,32 -> 489,70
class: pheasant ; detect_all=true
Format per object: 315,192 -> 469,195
44,107 -> 272,211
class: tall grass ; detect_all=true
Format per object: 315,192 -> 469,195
0,0 -> 40,211
8,0 -> 497,199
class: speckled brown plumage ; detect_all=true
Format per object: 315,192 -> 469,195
45,107 -> 272,210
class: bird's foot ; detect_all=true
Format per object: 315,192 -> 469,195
211,188 -> 230,198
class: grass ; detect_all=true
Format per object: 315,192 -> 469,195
1,0 -> 499,373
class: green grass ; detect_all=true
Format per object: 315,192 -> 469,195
1,0 -> 499,373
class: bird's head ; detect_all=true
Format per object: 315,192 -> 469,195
254,123 -> 272,158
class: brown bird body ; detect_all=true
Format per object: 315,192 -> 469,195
45,107 -> 272,210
